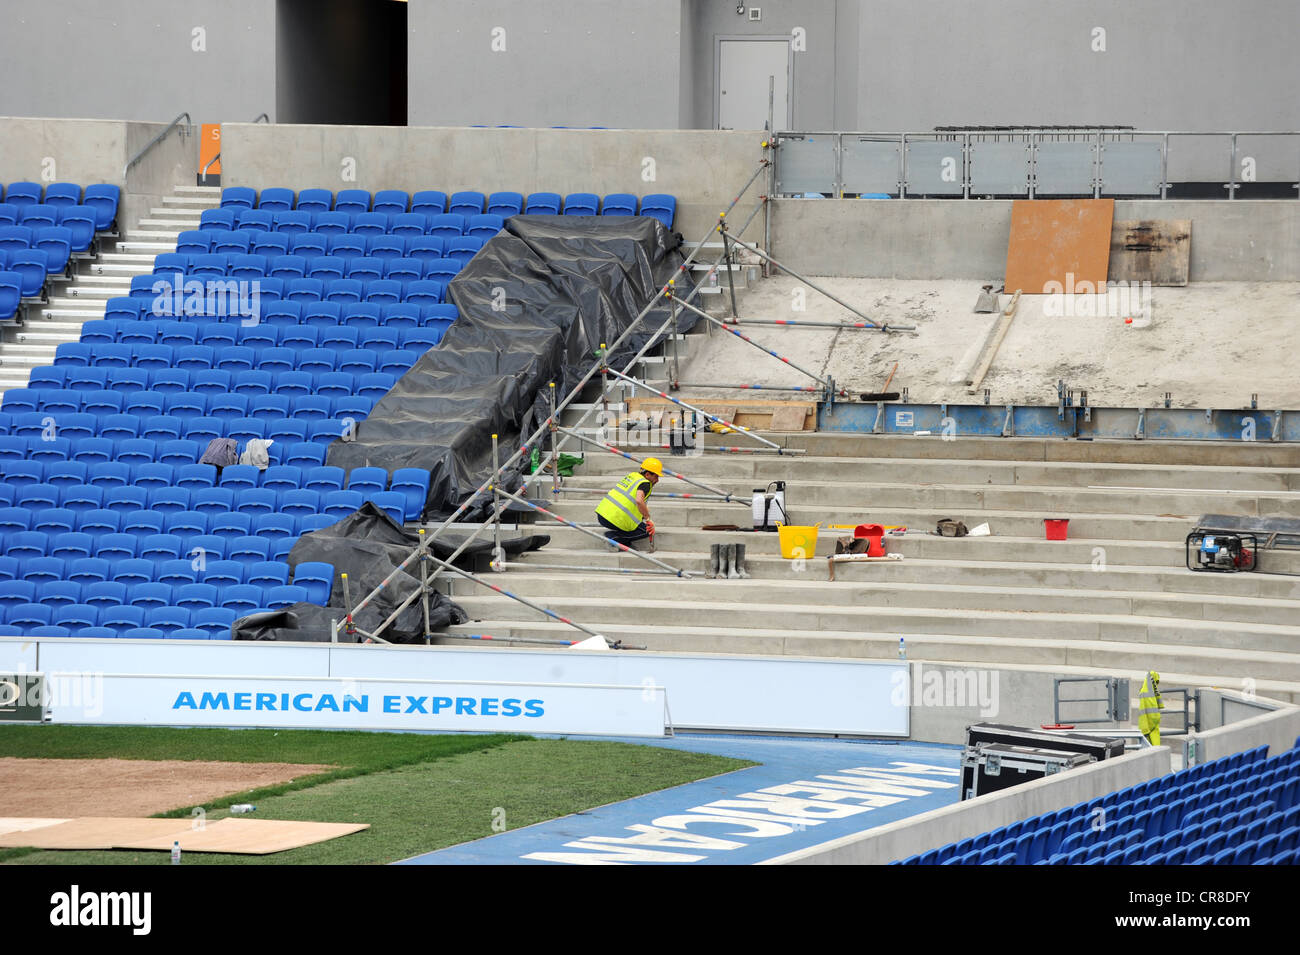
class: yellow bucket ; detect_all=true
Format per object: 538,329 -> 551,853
777,523 -> 820,559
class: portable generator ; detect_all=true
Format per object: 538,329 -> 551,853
1186,532 -> 1257,573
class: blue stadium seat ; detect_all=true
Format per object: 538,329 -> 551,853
252,231 -> 290,257
258,188 -> 295,212
293,562 -> 335,604
373,191 -> 410,216
564,193 -> 599,215
640,194 -> 677,228
274,211 -> 312,235
221,187 -> 257,210
314,213 -> 352,237
266,585 -> 309,610
296,189 -> 333,214
449,192 -> 485,216
84,185 -> 121,231
334,191 -> 372,216
193,607 -> 238,638
602,193 -> 638,216
466,214 -> 504,238
279,489 -> 322,517
427,214 -> 465,239
411,191 -> 448,219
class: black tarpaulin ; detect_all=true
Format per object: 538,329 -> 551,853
325,216 -> 692,518
231,503 -> 548,643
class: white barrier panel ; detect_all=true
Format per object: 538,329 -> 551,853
328,646 -> 909,736
4,638 -> 909,736
0,640 -> 38,672
45,673 -> 668,737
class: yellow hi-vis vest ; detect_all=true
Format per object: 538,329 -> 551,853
1138,671 -> 1163,744
596,471 -> 651,532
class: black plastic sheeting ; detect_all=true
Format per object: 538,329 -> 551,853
326,216 -> 692,519
232,503 -> 549,643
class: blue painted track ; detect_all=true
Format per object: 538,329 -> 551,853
399,734 -> 961,865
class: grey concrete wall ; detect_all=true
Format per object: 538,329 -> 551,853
408,0 -> 684,129
219,124 -> 764,241
680,0 -> 841,130
907,664 -> 1062,744
1190,699 -> 1300,764
0,0 -> 276,124
855,0 -> 1300,136
771,198 -> 1300,281
769,747 -> 1169,865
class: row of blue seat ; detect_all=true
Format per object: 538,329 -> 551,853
2,566 -> 306,605
0,467 -> 428,514
101,298 -> 456,330
75,320 -> 445,353
5,392 -> 376,421
177,230 -> 485,259
1,508 -> 342,542
0,182 -> 120,229
0,226 -> 78,272
125,274 -> 451,309
0,208 -> 98,255
0,553 -> 332,590
2,592 -> 318,629
201,209 -> 509,239
3,462 -> 428,506
155,253 -> 472,283
13,366 -> 398,398
0,435 -> 344,467
3,520 -> 343,561
900,743 -> 1300,865
48,343 -> 419,375
219,187 -> 674,223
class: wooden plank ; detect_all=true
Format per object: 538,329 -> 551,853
0,817 -> 189,849
1108,219 -> 1191,286
1005,199 -> 1114,294
120,818 -> 370,855
769,405 -> 811,431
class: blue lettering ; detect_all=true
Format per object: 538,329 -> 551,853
524,699 -> 544,718
343,695 -> 367,713
200,692 -> 230,710
405,696 -> 428,714
281,693 -> 290,711
501,698 -> 522,717
255,693 -> 276,710
383,695 -> 401,713
233,692 -> 252,711
430,696 -> 453,714
480,698 -> 499,717
172,691 -> 197,710
292,693 -> 313,712
315,694 -> 339,712
455,697 -> 477,716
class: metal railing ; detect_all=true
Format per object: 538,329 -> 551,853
201,112 -> 270,183
123,112 -> 192,180
773,129 -> 1300,200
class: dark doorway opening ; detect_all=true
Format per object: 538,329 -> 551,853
277,0 -> 407,125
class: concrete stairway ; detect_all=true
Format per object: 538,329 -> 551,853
439,422 -> 1300,703
0,185 -> 218,394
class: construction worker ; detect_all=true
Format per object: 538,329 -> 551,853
595,458 -> 661,548
1138,670 -> 1164,746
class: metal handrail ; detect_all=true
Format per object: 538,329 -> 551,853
201,112 -> 270,181
123,112 -> 192,179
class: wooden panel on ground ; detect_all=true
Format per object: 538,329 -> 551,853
0,818 -> 70,836
769,405 -> 811,431
1005,199 -> 1114,294
120,818 -> 370,855
625,397 -> 816,431
0,817 -> 188,850
1108,219 -> 1191,286
0,816 -> 370,854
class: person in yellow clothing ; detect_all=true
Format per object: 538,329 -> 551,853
595,458 -> 662,548
1138,670 -> 1164,746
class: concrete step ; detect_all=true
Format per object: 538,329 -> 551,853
161,195 -> 220,206
562,452 -> 1300,492
496,546 -> 1300,599
449,593 -> 1300,653
115,241 -> 175,253
452,571 -> 1300,627
438,620 -> 1300,686
123,230 -> 183,241
149,207 -> 207,218
139,218 -> 200,230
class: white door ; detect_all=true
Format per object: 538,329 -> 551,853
717,39 -> 790,130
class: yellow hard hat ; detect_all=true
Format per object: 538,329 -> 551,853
641,457 -> 664,477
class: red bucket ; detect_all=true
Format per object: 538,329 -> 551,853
854,523 -> 886,557
1044,518 -> 1069,541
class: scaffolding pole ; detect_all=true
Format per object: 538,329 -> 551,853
601,365 -> 784,452
491,484 -> 693,578
735,318 -> 914,331
553,487 -> 744,504
726,235 -> 893,331
553,424 -> 736,498
341,160 -> 768,624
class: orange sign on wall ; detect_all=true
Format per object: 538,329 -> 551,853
199,123 -> 222,180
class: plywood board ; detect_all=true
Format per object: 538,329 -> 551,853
1108,219 -> 1191,286
0,817 -> 189,849
625,398 -> 816,431
1005,199 -> 1114,294
0,816 -> 369,854
768,405 -> 811,431
120,818 -> 370,855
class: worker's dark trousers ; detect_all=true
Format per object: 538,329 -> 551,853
597,514 -> 650,545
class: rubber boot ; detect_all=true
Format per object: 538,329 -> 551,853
706,543 -> 720,579
734,543 -> 751,579
726,543 -> 742,580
